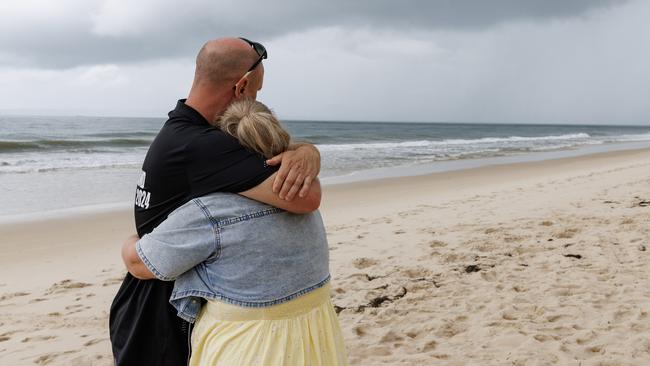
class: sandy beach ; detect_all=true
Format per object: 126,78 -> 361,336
1,147 -> 650,365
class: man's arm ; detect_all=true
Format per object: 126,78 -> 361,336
265,144 -> 321,202
240,173 -> 321,214
121,234 -> 156,280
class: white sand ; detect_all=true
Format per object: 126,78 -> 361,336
1,148 -> 650,365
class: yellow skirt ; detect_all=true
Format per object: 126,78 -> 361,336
190,283 -> 348,366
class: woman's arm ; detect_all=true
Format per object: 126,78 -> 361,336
240,173 -> 321,214
122,201 -> 217,281
121,234 -> 156,280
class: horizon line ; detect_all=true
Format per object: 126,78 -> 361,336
0,110 -> 649,127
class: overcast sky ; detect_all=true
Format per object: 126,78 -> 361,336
0,0 -> 648,124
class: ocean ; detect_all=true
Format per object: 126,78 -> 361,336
1,115 -> 650,217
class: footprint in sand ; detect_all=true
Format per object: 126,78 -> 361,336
555,228 -> 579,239
34,350 -> 80,365
0,336 -> 10,342
428,240 -> 447,248
0,330 -> 18,337
472,241 -> 498,253
585,344 -> 605,354
405,330 -> 419,339
546,314 -> 570,323
0,292 -> 31,302
22,335 -> 57,343
356,232 -> 369,239
102,277 -> 125,287
83,338 -> 105,346
379,330 -> 404,344
418,227 -> 437,235
65,305 -> 87,315
533,334 -> 554,342
398,209 -> 420,218
435,320 -> 468,338
575,331 -> 597,345
621,218 -> 634,224
363,345 -> 392,357
353,325 -> 368,337
352,257 -> 378,269
512,285 -> 528,293
420,339 -> 438,352
45,280 -> 91,295
371,217 -> 393,224
613,309 -> 633,322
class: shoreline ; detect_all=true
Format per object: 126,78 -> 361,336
2,145 -> 650,226
321,139 -> 650,184
2,139 -> 650,219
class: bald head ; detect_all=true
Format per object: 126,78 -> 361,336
186,37 -> 266,122
194,37 -> 260,88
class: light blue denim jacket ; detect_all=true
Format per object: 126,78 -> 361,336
136,193 -> 330,323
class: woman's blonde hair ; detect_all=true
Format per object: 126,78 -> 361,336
217,99 -> 291,159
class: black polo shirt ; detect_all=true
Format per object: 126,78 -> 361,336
109,100 -> 277,366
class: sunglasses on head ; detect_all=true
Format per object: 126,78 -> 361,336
239,37 -> 267,72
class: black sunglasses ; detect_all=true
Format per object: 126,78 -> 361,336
239,37 -> 267,72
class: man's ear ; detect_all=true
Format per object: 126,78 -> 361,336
234,77 -> 249,98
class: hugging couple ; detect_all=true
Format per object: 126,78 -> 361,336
109,37 -> 348,365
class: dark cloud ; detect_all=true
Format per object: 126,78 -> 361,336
0,0 -> 626,69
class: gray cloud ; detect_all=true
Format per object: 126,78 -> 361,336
1,0 -> 648,125
0,0 -> 626,69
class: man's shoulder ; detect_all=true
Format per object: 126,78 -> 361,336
150,117 -> 232,149
183,125 -> 245,154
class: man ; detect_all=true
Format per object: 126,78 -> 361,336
109,37 -> 322,366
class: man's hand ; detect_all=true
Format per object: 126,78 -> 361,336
266,143 -> 320,201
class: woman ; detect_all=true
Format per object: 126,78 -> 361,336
122,99 -> 348,365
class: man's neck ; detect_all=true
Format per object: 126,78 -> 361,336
185,94 -> 230,125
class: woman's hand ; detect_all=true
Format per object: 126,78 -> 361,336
265,143 -> 320,201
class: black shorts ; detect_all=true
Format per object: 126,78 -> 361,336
109,273 -> 189,366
